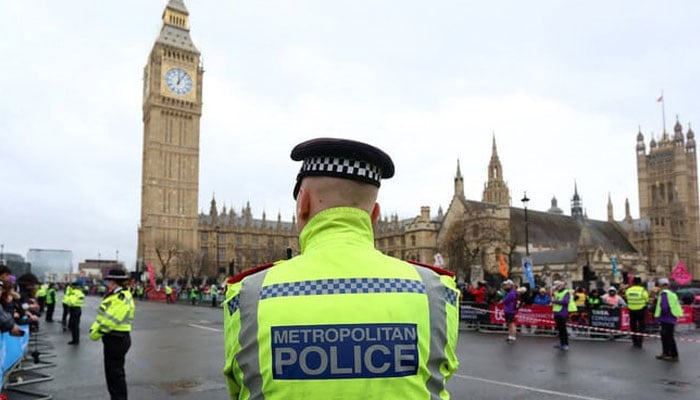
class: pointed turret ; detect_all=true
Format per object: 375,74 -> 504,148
547,196 -> 563,214
625,198 -> 631,221
482,134 -> 511,206
209,195 -> 218,226
607,193 -> 614,222
454,159 -> 464,198
571,182 -> 584,221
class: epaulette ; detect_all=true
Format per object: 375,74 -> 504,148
226,262 -> 275,285
407,259 -> 455,278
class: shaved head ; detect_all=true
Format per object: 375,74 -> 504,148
296,177 -> 380,232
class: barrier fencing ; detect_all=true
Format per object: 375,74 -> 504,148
0,325 -> 53,399
460,302 -> 700,342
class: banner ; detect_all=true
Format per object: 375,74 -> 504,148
459,302 -> 490,323
610,256 -> 618,277
490,304 -> 555,328
589,308 -> 629,331
146,262 -> 156,288
671,260 -> 692,285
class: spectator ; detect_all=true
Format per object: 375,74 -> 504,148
533,287 -> 551,305
574,287 -> 587,312
469,281 -> 487,303
602,287 -> 627,308
587,289 -> 602,309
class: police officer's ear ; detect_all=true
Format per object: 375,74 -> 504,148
296,185 -> 311,228
370,203 -> 381,224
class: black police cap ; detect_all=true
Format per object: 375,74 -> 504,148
291,138 -> 395,199
105,269 -> 129,281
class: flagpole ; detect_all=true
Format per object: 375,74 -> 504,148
660,90 -> 666,134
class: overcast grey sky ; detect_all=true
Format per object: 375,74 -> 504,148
1,1 -> 699,272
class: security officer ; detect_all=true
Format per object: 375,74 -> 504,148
90,269 -> 135,400
551,280 -> 576,351
223,138 -> 460,399
45,283 -> 57,322
654,278 -> 683,361
164,283 -> 173,304
625,277 -> 649,348
67,281 -> 85,345
61,282 -> 73,331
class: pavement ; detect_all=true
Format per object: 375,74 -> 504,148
10,297 -> 700,399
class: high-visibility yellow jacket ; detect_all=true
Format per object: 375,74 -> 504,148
90,287 -> 135,341
46,287 -> 57,305
67,288 -> 85,308
625,285 -> 649,311
223,207 -> 460,400
62,286 -> 72,305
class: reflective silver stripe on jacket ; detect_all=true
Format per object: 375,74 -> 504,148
413,266 -> 449,400
237,269 -> 270,400
235,267 -> 449,399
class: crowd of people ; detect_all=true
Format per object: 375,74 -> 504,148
460,276 -> 689,360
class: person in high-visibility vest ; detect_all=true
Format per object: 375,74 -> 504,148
223,138 -> 460,399
164,284 -> 173,304
36,284 -> 47,313
90,269 -> 136,400
551,280 -> 577,351
625,277 -> 649,348
67,281 -> 85,344
654,278 -> 683,362
45,283 -> 57,322
61,283 -> 73,331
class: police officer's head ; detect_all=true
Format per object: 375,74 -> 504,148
105,269 -> 130,289
290,138 -> 394,231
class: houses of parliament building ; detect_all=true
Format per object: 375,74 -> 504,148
137,1 -> 699,283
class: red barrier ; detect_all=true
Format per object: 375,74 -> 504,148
486,304 -> 692,328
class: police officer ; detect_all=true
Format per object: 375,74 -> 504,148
223,138 -> 460,399
90,269 -> 135,400
61,282 -> 72,331
67,281 -> 85,344
625,277 -> 649,348
45,283 -> 57,322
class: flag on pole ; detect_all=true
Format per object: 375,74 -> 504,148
611,256 -> 618,277
499,254 -> 508,278
657,95 -> 664,102
146,262 -> 156,288
671,260 -> 692,285
523,259 -> 535,288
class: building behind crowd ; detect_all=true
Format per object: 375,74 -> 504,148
0,252 -> 32,277
26,249 -> 73,280
78,259 -> 125,280
136,1 -> 700,284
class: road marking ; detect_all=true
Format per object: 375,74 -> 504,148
453,373 -> 609,400
187,323 -> 222,332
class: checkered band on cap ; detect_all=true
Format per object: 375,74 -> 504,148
300,156 -> 383,186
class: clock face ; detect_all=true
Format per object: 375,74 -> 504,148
164,68 -> 193,95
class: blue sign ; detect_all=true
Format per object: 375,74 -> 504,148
271,323 -> 419,380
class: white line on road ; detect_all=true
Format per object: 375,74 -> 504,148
187,323 -> 222,332
453,373 -> 609,400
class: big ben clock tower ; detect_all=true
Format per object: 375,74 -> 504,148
137,0 -> 203,276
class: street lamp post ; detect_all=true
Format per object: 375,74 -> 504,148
521,192 -> 530,257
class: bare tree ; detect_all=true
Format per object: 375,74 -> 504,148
154,239 -> 182,279
179,248 -> 208,287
